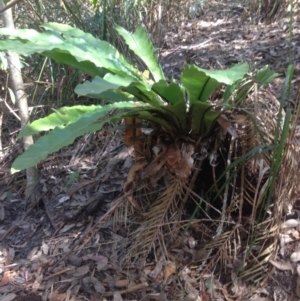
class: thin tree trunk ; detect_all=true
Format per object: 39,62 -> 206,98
0,101 -> 3,155
0,0 -> 39,204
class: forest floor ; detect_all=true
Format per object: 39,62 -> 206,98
0,2 -> 300,301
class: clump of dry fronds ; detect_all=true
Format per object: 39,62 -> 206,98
110,84 -> 300,288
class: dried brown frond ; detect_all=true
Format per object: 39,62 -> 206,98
124,176 -> 189,262
193,87 -> 300,284
237,217 -> 279,282
115,84 -> 300,289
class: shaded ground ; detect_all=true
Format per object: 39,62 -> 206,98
1,3 -> 300,301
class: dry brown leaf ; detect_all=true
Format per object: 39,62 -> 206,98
10,241 -> 27,249
269,259 -> 293,271
123,156 -> 133,169
92,278 -> 106,293
32,278 -> 41,292
149,257 -> 164,279
233,114 -> 249,125
188,236 -> 196,249
200,290 -> 210,301
164,142 -> 194,178
186,291 -> 200,301
123,161 -> 147,193
179,266 -> 193,282
67,254 -> 82,267
8,248 -> 15,263
51,292 -> 67,301
34,271 -> 43,282
0,271 -> 14,287
296,275 -> 300,298
185,280 -> 200,301
0,203 -> 5,221
96,261 -> 108,272
297,265 -> 300,277
113,291 -> 123,301
90,292 -> 103,301
243,34 -> 254,40
249,296 -> 268,301
279,233 -> 294,247
0,285 -> 15,294
114,279 -> 130,288
163,263 -> 176,278
217,114 -> 238,138
142,155 -> 166,179
72,265 -> 90,277
292,230 -> 300,240
58,195 -> 70,203
291,251 -> 300,262
41,240 -> 49,255
59,223 -> 75,233
82,254 -> 108,271
0,293 -> 16,301
29,250 -> 43,262
281,219 -> 299,229
82,254 -> 106,262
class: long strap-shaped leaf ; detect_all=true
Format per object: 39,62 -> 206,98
18,105 -> 99,137
0,23 -> 142,81
115,24 -> 165,82
11,101 -> 151,173
181,63 -> 249,104
12,100 -> 186,173
75,75 -> 165,106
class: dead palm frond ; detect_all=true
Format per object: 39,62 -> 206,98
125,176 -> 188,261
196,67 -> 300,284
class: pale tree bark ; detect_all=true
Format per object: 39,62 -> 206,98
0,0 -> 23,14
0,0 -> 40,204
